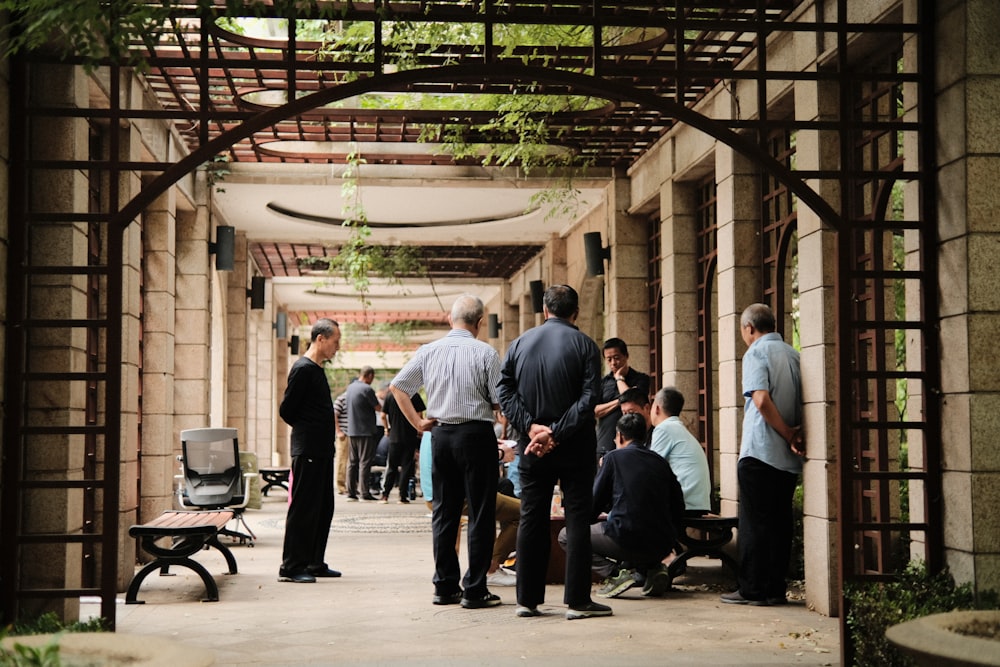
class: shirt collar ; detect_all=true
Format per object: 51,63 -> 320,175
543,317 -> 579,331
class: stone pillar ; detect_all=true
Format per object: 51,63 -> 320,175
934,0 -> 1000,593
272,318 -> 291,467
659,180 -> 700,405
174,192 -> 212,434
606,173 -> 650,365
249,289 -> 274,463
714,147 -> 761,517
119,124 -> 144,587
226,231 -> 249,442
140,188 -> 178,529
794,73 -> 842,616
19,63 -> 90,619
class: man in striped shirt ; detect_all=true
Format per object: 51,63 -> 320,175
389,294 -> 504,610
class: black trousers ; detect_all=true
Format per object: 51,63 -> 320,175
383,436 -> 417,500
736,456 -> 798,600
430,421 -> 498,598
281,454 -> 335,575
516,442 -> 596,608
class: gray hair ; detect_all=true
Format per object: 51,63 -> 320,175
654,386 -> 684,416
451,294 -> 485,326
741,303 -> 776,332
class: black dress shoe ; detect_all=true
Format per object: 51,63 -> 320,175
361,494 -> 377,501
432,591 -> 463,605
308,568 -> 342,578
277,572 -> 316,583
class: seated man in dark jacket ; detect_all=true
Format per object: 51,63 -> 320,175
560,412 -> 684,598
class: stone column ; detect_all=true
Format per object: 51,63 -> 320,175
606,173 -> 650,365
140,188 -> 178,529
174,190 -> 212,434
794,72 -> 842,616
272,318 -> 291,467
250,291 -> 274,463
226,231 -> 249,442
659,180 -> 700,404
714,147 -> 761,517
934,0 -> 1000,593
19,63 -> 90,618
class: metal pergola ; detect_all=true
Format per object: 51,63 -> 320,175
2,1 -> 940,661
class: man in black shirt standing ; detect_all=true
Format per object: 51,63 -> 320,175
593,338 -> 650,461
498,284 -> 611,620
277,318 -> 343,583
381,388 -> 426,503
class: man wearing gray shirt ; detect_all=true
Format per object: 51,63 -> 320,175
390,295 -> 503,610
345,366 -> 381,501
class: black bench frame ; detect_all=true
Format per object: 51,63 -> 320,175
667,515 -> 740,582
126,510 -> 238,604
258,467 -> 290,496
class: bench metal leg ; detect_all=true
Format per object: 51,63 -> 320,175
125,557 -> 221,604
206,535 -> 239,574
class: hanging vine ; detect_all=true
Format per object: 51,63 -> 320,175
312,147 -> 424,312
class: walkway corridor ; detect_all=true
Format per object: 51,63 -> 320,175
111,493 -> 840,666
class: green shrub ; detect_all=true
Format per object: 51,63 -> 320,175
845,561 -> 999,666
9,612 -> 107,636
789,482 -> 804,580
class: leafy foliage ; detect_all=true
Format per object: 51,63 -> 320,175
314,148 -> 424,308
0,636 -> 62,667
1,0 -> 169,69
0,612 -> 108,667
845,562 -> 999,667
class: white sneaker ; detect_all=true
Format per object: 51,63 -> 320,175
487,569 -> 517,587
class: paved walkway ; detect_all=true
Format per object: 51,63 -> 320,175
110,493 -> 840,666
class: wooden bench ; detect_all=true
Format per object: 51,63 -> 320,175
259,467 -> 291,496
667,515 -> 739,582
126,510 -> 238,604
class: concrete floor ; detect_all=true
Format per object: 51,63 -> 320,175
106,492 -> 841,666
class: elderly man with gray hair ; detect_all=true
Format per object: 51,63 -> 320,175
390,295 -> 504,610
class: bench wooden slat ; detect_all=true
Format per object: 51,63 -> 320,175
129,510 -> 233,538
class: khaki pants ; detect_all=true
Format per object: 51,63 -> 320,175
335,434 -> 349,494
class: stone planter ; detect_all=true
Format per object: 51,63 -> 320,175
1,632 -> 214,666
886,610 -> 1000,667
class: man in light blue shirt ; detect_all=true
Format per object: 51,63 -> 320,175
721,303 -> 804,607
649,387 -> 712,514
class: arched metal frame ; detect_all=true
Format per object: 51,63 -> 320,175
2,3 -> 940,661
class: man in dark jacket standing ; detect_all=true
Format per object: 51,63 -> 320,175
497,284 -> 611,620
277,318 -> 343,583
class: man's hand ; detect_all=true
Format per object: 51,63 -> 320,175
526,424 -> 557,457
787,425 -> 805,457
418,417 -> 438,433
498,440 -> 517,464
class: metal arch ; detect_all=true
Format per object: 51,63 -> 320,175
113,63 -> 845,235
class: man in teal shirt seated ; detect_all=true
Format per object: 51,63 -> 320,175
649,387 -> 711,515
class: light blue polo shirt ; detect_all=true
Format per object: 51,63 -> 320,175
650,416 -> 712,512
740,332 -> 803,475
